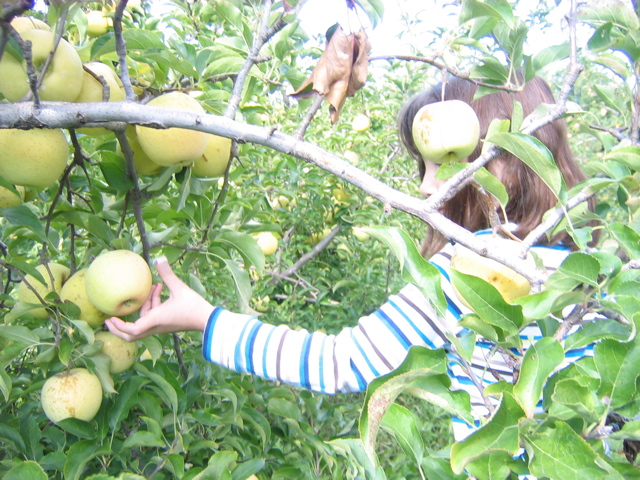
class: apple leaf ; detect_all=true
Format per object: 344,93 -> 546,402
522,421 -> 616,480
474,166 -> 509,209
450,392 -> 524,474
291,25 -> 371,123
3,461 -> 48,480
381,404 -> 425,469
405,375 -> 474,424
513,337 -> 564,418
0,325 -> 40,346
487,132 -> 565,202
362,226 -> 447,318
359,346 -> 448,464
0,369 -> 11,402
459,0 -> 514,28
557,252 -> 600,287
595,339 -> 640,409
449,269 -> 525,337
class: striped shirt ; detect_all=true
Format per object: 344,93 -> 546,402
202,232 -> 594,440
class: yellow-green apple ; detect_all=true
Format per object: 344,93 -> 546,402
59,269 -> 108,327
17,263 -> 70,320
192,134 -> 232,177
271,195 -> 290,209
0,29 -> 84,102
351,226 -> 370,242
86,10 -> 112,37
450,237 -> 535,307
75,61 -> 125,135
10,16 -> 51,33
254,231 -> 278,256
41,368 -> 102,423
84,250 -> 152,317
310,228 -> 331,245
351,113 -> 371,132
136,92 -> 208,167
94,331 -> 137,374
117,125 -> 163,176
0,185 -> 25,208
332,188 -> 350,203
344,150 -> 360,164
412,100 -> 480,164
0,128 -> 69,188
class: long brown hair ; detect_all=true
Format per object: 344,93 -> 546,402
398,75 -> 596,258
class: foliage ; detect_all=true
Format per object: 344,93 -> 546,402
0,0 -> 639,479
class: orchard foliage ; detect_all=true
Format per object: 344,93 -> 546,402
0,0 -> 639,479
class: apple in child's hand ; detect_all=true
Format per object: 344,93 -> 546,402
85,250 -> 152,317
412,100 -> 480,164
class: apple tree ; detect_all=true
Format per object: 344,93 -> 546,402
0,0 -> 639,479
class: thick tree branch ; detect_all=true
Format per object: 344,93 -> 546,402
0,101 -> 549,284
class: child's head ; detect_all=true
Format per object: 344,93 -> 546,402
398,75 -> 595,257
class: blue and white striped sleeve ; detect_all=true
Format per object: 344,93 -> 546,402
201,278 -> 464,394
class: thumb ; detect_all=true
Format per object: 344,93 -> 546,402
153,256 -> 186,291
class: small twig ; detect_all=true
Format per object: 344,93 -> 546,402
114,130 -> 150,261
272,223 -> 341,285
113,0 -> 136,101
553,303 -> 587,341
293,94 -> 324,140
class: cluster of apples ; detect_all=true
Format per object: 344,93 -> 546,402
15,250 -> 152,424
0,15 -> 233,209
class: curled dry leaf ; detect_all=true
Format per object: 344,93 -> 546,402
291,25 -> 371,123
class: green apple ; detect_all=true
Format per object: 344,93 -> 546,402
0,29 -> 84,102
412,100 -> 480,164
0,185 -> 25,209
0,128 -> 69,188
94,331 -> 138,374
332,187 -> 350,203
351,226 -> 370,242
310,228 -> 331,245
344,150 -> 360,164
351,113 -> 371,132
10,16 -> 51,33
85,250 -> 152,317
60,269 -> 108,327
192,134 -> 232,177
254,231 -> 278,256
117,125 -> 163,176
86,10 -> 111,38
450,237 -> 535,308
41,368 -> 102,423
136,92 -> 209,167
17,263 -> 70,320
75,62 -> 125,135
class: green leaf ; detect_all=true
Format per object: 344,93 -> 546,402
532,43 -> 570,73
56,418 -> 98,439
610,223 -> 640,259
360,347 -> 448,463
564,319 -> 631,351
551,378 -> 600,423
594,84 -> 627,116
381,404 -> 424,469
450,392 -> 524,474
268,397 -> 302,422
522,421 -> 612,479
133,363 -> 179,412
605,145 -> 640,171
513,337 -> 564,418
0,205 -> 48,243
3,460 -> 48,480
0,369 -> 11,402
122,431 -> 165,448
405,375 -> 474,424
474,167 -> 509,209
220,257 -> 252,313
216,230 -> 265,274
0,325 -> 40,345
108,376 -> 147,430
487,132 -> 565,201
363,226 -> 447,317
449,270 -> 524,337
63,440 -> 110,480
595,339 -> 640,409
557,252 -> 600,287
459,0 -> 514,27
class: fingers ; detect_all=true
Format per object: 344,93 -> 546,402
154,256 -> 187,291
140,283 -> 163,316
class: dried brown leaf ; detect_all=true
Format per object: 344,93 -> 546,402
291,26 -> 370,124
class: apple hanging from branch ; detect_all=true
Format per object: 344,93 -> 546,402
412,100 -> 480,164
